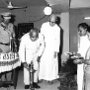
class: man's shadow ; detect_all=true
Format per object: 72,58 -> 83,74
56,16 -> 64,73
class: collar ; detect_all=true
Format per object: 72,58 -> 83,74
0,22 -> 6,29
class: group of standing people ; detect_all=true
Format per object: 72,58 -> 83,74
19,14 -> 61,89
0,12 -> 61,89
1,11 -> 90,90
2,11 -> 90,90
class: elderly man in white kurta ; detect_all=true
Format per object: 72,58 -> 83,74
77,23 -> 90,90
19,28 -> 45,89
39,14 -> 60,83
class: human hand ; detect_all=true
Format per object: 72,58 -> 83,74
37,56 -> 41,62
70,53 -> 83,59
75,53 -> 81,57
73,59 -> 84,64
54,52 -> 58,58
23,62 -> 29,69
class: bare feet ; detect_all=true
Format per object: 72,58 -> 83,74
47,81 -> 53,85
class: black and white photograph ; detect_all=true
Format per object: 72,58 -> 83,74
0,0 -> 90,90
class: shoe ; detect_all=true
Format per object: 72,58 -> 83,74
33,82 -> 40,89
24,85 -> 30,89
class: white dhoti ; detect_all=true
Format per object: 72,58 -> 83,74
77,35 -> 90,90
77,64 -> 84,90
24,67 -> 39,85
39,49 -> 59,81
39,22 -> 60,81
24,59 -> 39,85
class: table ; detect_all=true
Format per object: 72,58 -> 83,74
0,52 -> 21,89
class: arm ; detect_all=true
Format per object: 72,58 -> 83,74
55,27 -> 60,53
37,34 -> 45,62
54,27 -> 60,58
73,58 -> 84,64
77,33 -> 81,54
83,59 -> 90,65
38,35 -> 45,56
12,25 -> 15,38
8,23 -> 15,38
18,37 -> 26,63
19,38 -> 30,69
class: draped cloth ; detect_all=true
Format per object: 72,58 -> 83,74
77,35 -> 90,90
0,52 -> 21,73
39,22 -> 60,81
83,46 -> 90,90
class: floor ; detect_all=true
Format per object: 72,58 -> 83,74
0,63 -> 77,90
0,70 -> 60,90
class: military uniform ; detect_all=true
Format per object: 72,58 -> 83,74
0,12 -> 15,52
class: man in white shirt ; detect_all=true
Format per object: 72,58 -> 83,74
39,14 -> 60,83
19,28 -> 45,89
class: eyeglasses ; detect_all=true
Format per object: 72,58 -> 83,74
49,21 -> 55,23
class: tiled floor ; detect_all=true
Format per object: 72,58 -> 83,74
0,70 -> 60,90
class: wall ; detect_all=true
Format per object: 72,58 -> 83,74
0,6 -> 46,25
59,12 -> 69,63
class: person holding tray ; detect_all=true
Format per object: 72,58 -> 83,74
74,23 -> 90,90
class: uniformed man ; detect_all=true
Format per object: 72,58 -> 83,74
19,28 -> 45,89
0,12 -> 15,53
